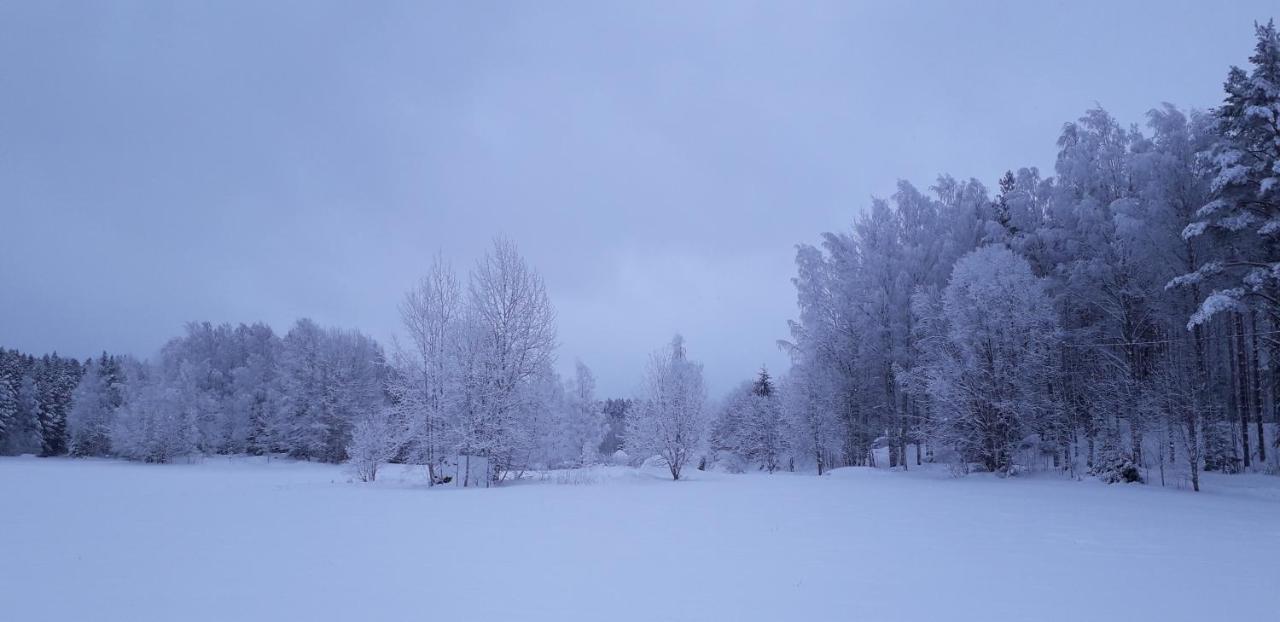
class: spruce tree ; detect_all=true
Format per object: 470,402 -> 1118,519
8,374 -> 45,454
1181,20 -> 1280,325
0,373 -> 16,446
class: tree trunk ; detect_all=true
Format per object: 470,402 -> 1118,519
1234,313 -> 1252,468
1186,407 -> 1200,492
1250,311 -> 1266,463
1187,320 -> 1206,492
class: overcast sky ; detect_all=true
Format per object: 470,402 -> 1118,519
1,1 -> 1275,396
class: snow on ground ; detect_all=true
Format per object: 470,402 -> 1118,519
1,456 -> 1277,622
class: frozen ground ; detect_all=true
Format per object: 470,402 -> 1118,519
1,456 -> 1277,622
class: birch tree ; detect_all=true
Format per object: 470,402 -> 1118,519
393,256 -> 462,484
627,335 -> 707,480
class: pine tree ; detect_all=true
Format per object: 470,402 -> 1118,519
6,374 -> 45,455
752,367 -> 773,397
597,398 -> 630,457
989,170 -> 1019,242
38,355 -> 80,456
0,373 -> 16,448
745,367 -> 786,472
712,368 -> 788,473
1180,21 -> 1280,326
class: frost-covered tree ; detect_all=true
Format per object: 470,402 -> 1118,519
560,361 -> 604,466
347,406 -> 403,482
913,246 -> 1060,474
780,366 -> 841,475
36,354 -> 81,456
598,398 -> 631,457
784,178 -> 985,470
392,255 -> 462,484
325,328 -> 388,462
66,354 -> 125,457
387,241 -> 561,485
149,322 -> 283,455
232,323 -> 285,455
160,325 -> 227,453
744,368 -> 787,472
514,362 -> 565,469
0,349 -> 80,456
279,319 -> 329,459
454,239 -> 558,481
627,335 -> 707,480
0,373 -> 16,452
277,319 -> 387,463
786,235 -> 873,468
711,368 -> 787,472
4,374 -> 45,455
709,385 -> 748,471
1180,21 -> 1280,326
111,362 -> 197,463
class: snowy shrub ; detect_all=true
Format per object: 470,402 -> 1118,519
347,408 -> 402,483
552,468 -> 601,485
713,451 -> 748,474
1091,445 -> 1143,484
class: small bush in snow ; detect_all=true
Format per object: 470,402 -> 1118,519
1091,446 -> 1143,484
347,408 -> 402,483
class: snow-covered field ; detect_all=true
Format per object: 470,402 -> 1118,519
2,457 -> 1277,622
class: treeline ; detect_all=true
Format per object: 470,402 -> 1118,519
0,240 -> 633,486
776,21 -> 1280,490
60,320 -> 385,464
0,241 -> 649,488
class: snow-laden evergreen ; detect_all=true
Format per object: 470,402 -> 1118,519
710,368 -> 788,472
